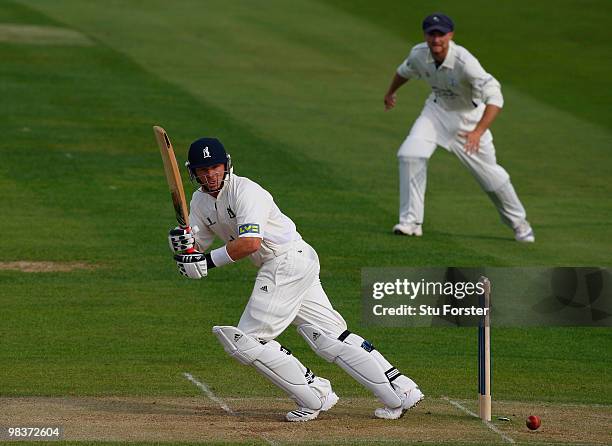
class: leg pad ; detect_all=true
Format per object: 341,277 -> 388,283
213,326 -> 326,409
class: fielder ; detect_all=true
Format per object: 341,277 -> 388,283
384,13 -> 534,242
168,137 -> 424,421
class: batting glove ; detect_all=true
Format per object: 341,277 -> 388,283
175,251 -> 208,279
168,225 -> 199,253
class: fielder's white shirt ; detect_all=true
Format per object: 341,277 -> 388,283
397,41 -> 504,113
190,174 -> 301,267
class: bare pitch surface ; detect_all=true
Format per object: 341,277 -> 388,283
0,23 -> 92,45
2,397 -> 610,444
0,261 -> 95,272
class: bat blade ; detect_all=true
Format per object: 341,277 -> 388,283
153,125 -> 190,228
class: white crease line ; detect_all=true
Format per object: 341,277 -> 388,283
183,372 -> 235,415
443,396 -> 516,444
183,372 -> 277,446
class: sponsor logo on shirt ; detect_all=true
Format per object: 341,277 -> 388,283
432,85 -> 459,98
238,223 -> 260,235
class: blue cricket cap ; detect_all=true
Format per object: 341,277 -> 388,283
422,13 -> 454,34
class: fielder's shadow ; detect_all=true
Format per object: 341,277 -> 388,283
422,231 -> 512,242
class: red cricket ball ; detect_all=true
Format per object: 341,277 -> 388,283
526,415 -> 541,430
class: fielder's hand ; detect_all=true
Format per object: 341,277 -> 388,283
384,93 -> 397,110
168,226 -> 199,253
175,251 -> 208,279
458,129 -> 483,155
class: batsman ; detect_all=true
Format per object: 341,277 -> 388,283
168,137 -> 424,421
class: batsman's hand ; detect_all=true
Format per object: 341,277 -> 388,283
175,251 -> 208,279
168,225 -> 199,253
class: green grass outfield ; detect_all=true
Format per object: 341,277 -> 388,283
1,1 -> 611,444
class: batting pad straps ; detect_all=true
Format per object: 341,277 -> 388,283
207,245 -> 234,269
385,367 -> 401,383
212,326 -> 326,410
338,330 -> 375,352
298,324 -> 402,409
338,330 -> 351,342
334,330 -> 416,394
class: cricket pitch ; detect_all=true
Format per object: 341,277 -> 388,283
1,396 -> 610,445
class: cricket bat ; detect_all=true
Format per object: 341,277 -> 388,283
153,125 -> 190,229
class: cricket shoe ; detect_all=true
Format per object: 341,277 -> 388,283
393,223 -> 423,237
514,221 -> 535,243
285,392 -> 339,422
374,387 -> 424,420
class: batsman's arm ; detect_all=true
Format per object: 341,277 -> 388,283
198,237 -> 261,271
226,237 -> 261,261
384,73 -> 409,110
205,180 -> 266,267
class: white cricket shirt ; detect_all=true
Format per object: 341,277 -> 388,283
397,41 -> 504,113
190,174 -> 301,267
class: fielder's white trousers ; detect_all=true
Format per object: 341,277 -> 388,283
237,239 -> 347,340
397,101 -> 527,229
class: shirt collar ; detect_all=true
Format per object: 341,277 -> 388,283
426,40 -> 456,69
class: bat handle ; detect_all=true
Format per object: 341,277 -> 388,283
180,224 -> 197,254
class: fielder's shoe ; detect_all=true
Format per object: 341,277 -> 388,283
393,223 -> 423,237
374,387 -> 424,420
285,391 -> 339,422
514,221 -> 535,243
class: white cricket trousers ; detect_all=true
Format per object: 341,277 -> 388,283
397,101 -> 527,229
236,239 -> 420,407
237,239 -> 347,341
